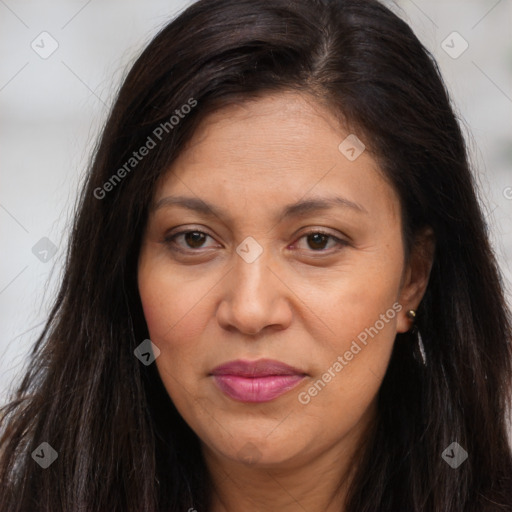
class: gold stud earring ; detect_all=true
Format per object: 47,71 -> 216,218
406,309 -> 416,319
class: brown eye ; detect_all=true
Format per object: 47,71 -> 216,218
164,230 -> 218,252
182,231 -> 207,248
295,230 -> 348,252
306,233 -> 330,250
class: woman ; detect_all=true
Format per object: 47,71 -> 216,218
1,0 -> 511,510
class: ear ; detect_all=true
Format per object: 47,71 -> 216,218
396,226 -> 436,333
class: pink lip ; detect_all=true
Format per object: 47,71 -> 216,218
210,359 -> 306,403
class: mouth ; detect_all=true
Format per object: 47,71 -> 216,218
209,358 -> 307,403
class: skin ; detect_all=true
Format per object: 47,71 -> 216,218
137,91 -> 435,512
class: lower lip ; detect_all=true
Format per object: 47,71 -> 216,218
212,374 -> 305,403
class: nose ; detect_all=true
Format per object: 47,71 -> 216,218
216,245 -> 293,336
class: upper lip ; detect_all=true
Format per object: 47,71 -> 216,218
210,358 -> 306,377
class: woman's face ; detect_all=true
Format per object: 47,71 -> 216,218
138,91 -> 427,470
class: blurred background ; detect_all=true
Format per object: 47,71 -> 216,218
1,0 -> 511,420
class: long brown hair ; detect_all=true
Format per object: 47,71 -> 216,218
1,0 -> 511,510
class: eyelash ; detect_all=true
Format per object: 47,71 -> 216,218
163,228 -> 349,255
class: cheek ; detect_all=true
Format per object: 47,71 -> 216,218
298,309 -> 398,439
138,265 -> 223,445
308,251 -> 403,343
137,256 -> 208,344
336,281 -> 400,353
137,257 -> 217,405
298,251 -> 403,412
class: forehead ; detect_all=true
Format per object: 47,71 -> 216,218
151,91 -> 400,225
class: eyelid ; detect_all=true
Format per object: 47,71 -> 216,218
164,224 -> 215,239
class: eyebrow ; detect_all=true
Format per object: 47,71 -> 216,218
152,194 -> 368,222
